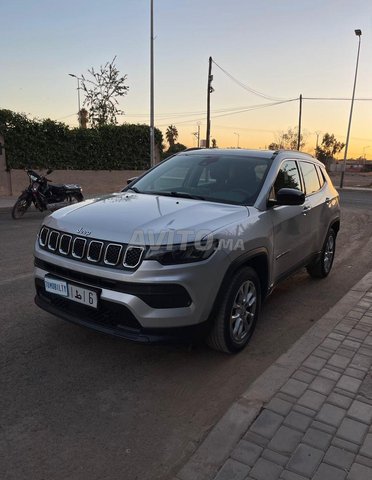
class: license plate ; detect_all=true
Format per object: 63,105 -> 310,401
44,277 -> 98,308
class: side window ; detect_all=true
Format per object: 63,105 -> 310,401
316,165 -> 325,188
273,160 -> 302,196
300,162 -> 321,195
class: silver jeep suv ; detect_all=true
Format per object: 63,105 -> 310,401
34,149 -> 340,353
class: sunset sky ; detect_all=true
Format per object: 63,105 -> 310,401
2,0 -> 372,158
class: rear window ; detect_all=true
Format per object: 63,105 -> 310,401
300,162 -> 321,195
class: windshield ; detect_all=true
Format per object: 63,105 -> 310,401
126,153 -> 271,205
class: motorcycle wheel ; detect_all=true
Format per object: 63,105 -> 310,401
72,193 -> 84,202
12,197 -> 31,219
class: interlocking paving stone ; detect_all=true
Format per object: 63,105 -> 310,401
250,410 -> 284,439
348,400 -> 372,424
324,445 -> 355,470
334,387 -> 356,399
214,458 -> 251,480
231,440 -> 263,467
312,348 -> 332,360
312,462 -> 346,480
291,370 -> 315,384
349,328 -> 368,340
329,333 -> 346,341
309,376 -> 336,395
286,444 -> 323,477
302,427 -> 332,450
319,367 -> 342,381
268,426 -> 303,455
302,356 -> 327,371
321,338 -> 341,350
343,339 -> 362,350
293,405 -> 316,418
279,470 -> 308,480
348,311 -> 365,319
359,347 -> 372,357
347,463 -> 372,480
284,411 -> 312,432
244,430 -> 270,447
336,417 -> 369,444
344,367 -> 366,380
328,354 -> 351,369
336,348 -> 356,359
266,397 -> 293,416
311,420 -> 337,434
277,392 -> 298,404
281,379 -> 308,398
355,454 -> 372,468
315,403 -> 347,427
249,457 -> 283,480
359,433 -> 372,459
262,448 -> 289,467
350,354 -> 372,369
336,375 -> 362,393
327,392 -> 354,409
332,436 -> 360,454
364,335 -> 372,345
298,390 -> 326,411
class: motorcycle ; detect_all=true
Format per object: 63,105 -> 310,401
12,168 -> 84,219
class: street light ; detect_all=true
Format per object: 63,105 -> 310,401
234,132 -> 240,148
340,29 -> 362,188
68,73 -> 81,127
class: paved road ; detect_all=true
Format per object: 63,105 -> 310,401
1,190 -> 372,480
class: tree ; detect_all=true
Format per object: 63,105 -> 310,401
315,133 -> 345,168
80,57 -> 129,127
211,138 -> 217,148
268,127 -> 305,151
165,125 -> 178,147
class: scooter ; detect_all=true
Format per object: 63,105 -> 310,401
12,168 -> 84,219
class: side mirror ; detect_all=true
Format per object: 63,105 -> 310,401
127,176 -> 138,185
273,188 -> 305,206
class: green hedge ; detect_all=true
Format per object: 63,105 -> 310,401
0,109 -> 163,170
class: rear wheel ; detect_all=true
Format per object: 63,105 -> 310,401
11,197 -> 31,219
207,267 -> 261,354
307,228 -> 336,278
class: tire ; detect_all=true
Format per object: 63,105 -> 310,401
69,192 -> 84,204
206,266 -> 261,354
307,228 -> 336,278
11,197 -> 31,219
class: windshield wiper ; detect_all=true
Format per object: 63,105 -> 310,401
170,191 -> 205,200
127,186 -> 141,193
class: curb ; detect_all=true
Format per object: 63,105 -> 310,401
175,271 -> 372,480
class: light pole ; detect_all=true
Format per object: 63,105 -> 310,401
150,0 -> 155,167
340,29 -> 362,188
68,73 -> 81,127
315,130 -> 322,154
234,132 -> 240,148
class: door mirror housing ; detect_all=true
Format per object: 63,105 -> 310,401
127,176 -> 138,185
270,188 -> 305,206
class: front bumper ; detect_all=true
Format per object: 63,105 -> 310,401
35,281 -> 210,344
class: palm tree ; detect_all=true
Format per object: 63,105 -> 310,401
166,125 -> 178,147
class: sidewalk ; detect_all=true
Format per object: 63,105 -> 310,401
176,272 -> 372,480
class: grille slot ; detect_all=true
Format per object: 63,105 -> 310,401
87,241 -> 103,262
48,231 -> 59,251
59,234 -> 72,255
72,237 -> 86,259
124,246 -> 144,268
104,244 -> 122,265
39,227 -> 49,247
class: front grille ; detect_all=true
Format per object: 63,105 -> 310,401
34,258 -> 192,308
37,227 -> 144,271
104,244 -> 122,265
72,238 -> 86,258
87,241 -> 103,262
124,247 -> 144,268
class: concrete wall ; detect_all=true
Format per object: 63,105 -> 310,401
9,169 -> 146,196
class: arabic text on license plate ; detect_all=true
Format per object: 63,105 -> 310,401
44,278 -> 98,308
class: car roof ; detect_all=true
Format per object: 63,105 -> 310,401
178,148 -> 320,164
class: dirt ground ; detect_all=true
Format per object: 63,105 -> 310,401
329,170 -> 372,188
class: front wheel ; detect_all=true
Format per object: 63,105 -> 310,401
11,197 -> 31,219
207,267 -> 261,354
307,228 -> 336,278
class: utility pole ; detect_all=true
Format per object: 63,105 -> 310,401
206,56 -> 213,148
197,122 -> 200,148
150,0 -> 155,167
297,94 -> 302,151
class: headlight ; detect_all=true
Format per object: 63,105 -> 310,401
144,239 -> 219,265
30,175 -> 38,182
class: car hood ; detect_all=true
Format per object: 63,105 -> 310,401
44,192 -> 249,244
